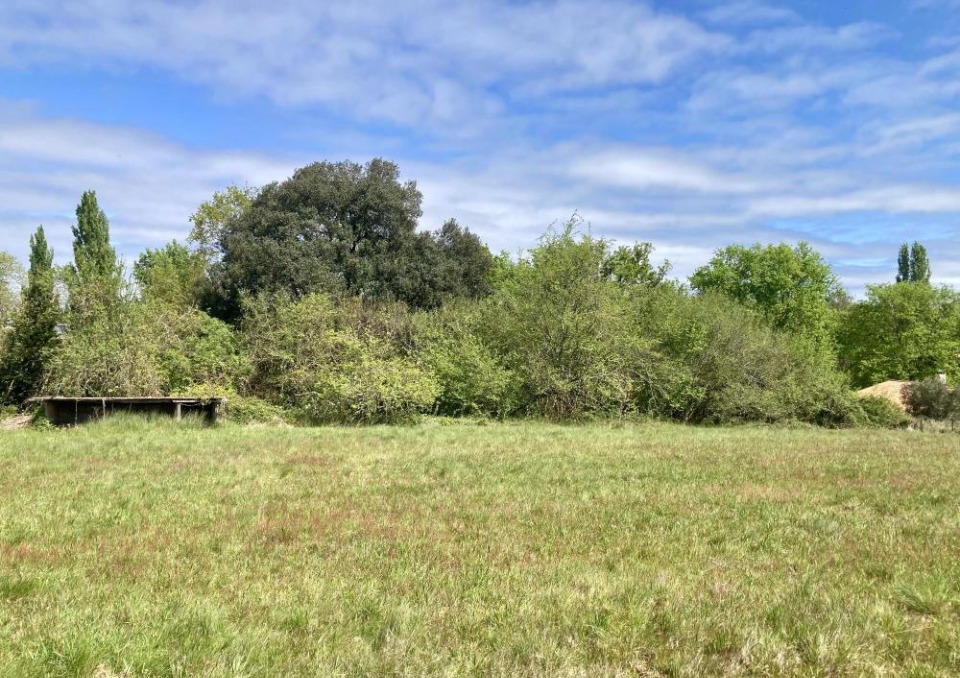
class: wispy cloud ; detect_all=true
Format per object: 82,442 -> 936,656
703,1 -> 800,27
0,0 -> 727,130
2,1 -> 960,294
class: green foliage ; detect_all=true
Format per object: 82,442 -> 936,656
134,240 -> 206,306
472,225 -> 856,425
837,283 -> 960,387
632,290 -> 857,426
178,383 -> 289,424
896,242 -> 932,284
0,251 -> 23,326
911,242 -> 931,284
896,243 -> 911,283
46,300 -> 248,397
601,242 -> 671,287
210,159 -> 421,318
413,305 -> 517,417
188,184 -> 257,264
905,379 -> 958,421
65,191 -> 124,330
851,396 -> 912,429
242,293 -> 438,424
209,160 -> 493,319
11,182 -> 956,430
0,228 -> 59,404
690,242 -> 841,349
47,306 -> 164,396
68,190 -> 121,291
391,219 -> 494,309
479,221 -> 636,418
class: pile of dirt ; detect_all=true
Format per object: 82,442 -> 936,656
857,380 -> 912,411
0,414 -> 33,430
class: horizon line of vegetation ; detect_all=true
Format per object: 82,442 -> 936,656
1,158 -> 958,428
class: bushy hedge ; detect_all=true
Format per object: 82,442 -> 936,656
406,227 -> 862,426
242,294 -> 438,424
3,223 -> 881,428
46,299 -> 249,397
852,396 -> 912,429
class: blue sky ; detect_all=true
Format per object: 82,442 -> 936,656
2,0 -> 960,293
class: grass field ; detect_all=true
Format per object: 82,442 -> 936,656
0,418 -> 958,677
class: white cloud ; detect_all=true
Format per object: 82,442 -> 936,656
703,2 -> 799,26
0,0 -> 727,130
741,22 -> 894,53
3,107 -> 960,295
568,149 -> 769,194
3,1 -> 960,296
0,108 -> 300,264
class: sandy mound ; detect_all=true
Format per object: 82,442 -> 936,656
857,380 -> 911,411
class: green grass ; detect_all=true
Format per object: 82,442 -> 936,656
1,417 -> 958,677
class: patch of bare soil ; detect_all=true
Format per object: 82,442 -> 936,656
857,380 -> 911,411
0,414 -> 32,430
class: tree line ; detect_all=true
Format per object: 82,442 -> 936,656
1,158 -> 958,426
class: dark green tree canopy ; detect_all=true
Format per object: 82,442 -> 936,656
208,159 -> 492,319
896,243 -> 910,284
910,242 -> 931,284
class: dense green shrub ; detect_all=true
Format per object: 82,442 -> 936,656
225,395 -> 290,425
413,305 -> 517,417
478,223 -> 640,419
46,300 -> 249,397
180,383 -> 290,425
621,289 -> 859,425
852,396 -> 912,429
46,305 -> 165,396
242,293 -> 438,424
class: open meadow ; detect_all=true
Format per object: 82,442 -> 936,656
0,418 -> 958,677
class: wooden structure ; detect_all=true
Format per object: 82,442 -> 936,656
26,396 -> 226,426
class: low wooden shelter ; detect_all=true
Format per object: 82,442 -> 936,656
26,396 -> 226,426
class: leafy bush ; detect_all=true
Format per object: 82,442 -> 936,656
413,306 -> 517,417
852,396 -> 912,429
46,300 -> 249,397
178,383 -> 290,425
226,395 -> 290,425
477,222 -> 636,419
242,293 -> 438,424
905,379 -> 957,420
624,288 -> 860,426
46,306 -> 165,396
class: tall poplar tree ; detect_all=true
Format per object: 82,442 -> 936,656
66,190 -> 121,317
910,242 -> 931,283
0,227 -> 60,403
896,243 -> 910,283
895,242 -> 932,284
70,190 -> 119,285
